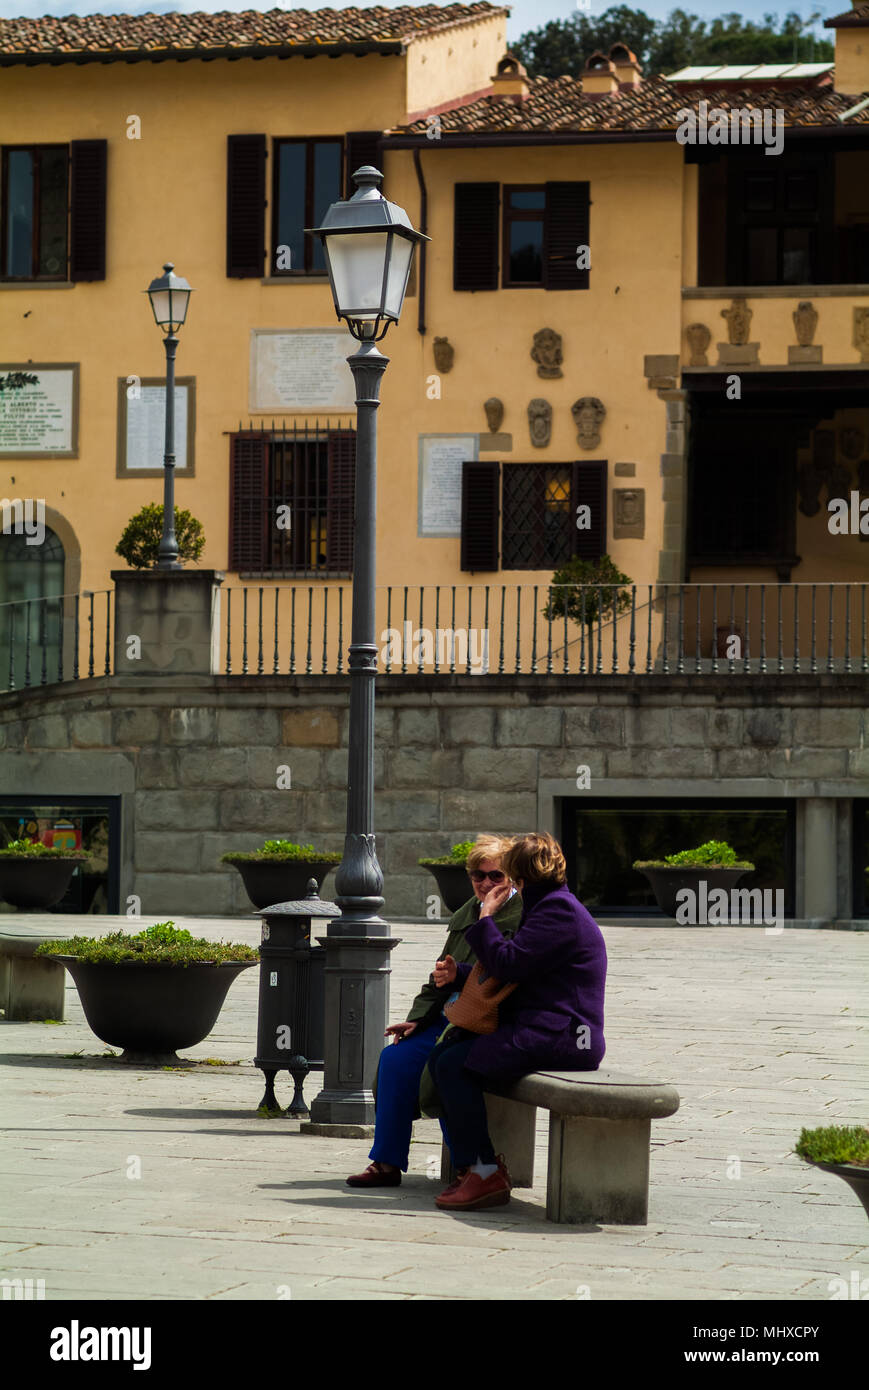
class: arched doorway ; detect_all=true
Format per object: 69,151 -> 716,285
0,526 -> 65,688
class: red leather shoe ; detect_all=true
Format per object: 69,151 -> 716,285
346,1162 -> 401,1188
438,1166 -> 470,1197
435,1167 -> 511,1211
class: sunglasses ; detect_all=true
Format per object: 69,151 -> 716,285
469,870 -> 506,883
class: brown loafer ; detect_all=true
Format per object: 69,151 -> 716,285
346,1161 -> 402,1188
438,1166 -> 470,1197
435,1168 -> 511,1211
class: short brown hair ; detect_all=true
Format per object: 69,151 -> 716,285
502,832 -> 567,886
465,834 -> 512,873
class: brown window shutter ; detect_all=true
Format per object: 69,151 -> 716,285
227,135 -> 266,278
454,183 -> 499,291
69,140 -> 107,281
326,429 -> 356,571
229,433 -> 269,570
544,182 -> 589,290
345,132 -> 380,195
571,460 -> 607,559
461,460 -> 500,571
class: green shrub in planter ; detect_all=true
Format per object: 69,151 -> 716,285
35,921 -> 258,966
418,840 -> 476,869
116,503 -> 205,570
633,839 -> 754,872
221,840 -> 341,910
0,837 -> 89,860
221,840 -> 341,865
795,1124 -> 869,1167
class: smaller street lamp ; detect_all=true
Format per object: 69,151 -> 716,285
144,262 -> 194,570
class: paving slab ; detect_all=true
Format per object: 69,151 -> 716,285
0,914 -> 866,1302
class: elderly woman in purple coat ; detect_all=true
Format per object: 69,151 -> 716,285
427,830 -> 607,1213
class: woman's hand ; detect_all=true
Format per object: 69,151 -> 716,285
384,1022 -> 418,1044
480,881 -> 512,919
433,954 -> 457,987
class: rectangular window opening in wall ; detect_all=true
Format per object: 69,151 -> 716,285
0,796 -> 121,914
453,180 -> 589,292
462,459 -> 607,572
229,422 -> 355,576
1,145 -> 68,280
561,798 -> 795,917
272,138 -> 343,277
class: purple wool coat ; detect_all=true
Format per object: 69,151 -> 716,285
457,878 -> 607,1083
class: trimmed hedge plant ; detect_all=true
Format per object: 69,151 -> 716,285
221,839 -> 341,864
35,921 -> 258,967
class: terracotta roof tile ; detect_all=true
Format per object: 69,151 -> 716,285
0,5 -> 509,60
397,72 -> 869,135
825,4 -> 869,26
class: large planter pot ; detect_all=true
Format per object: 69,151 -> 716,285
46,955 -> 256,1064
635,866 -> 750,921
0,858 -> 83,910
420,864 -> 473,914
225,859 -> 338,911
809,1161 -> 869,1219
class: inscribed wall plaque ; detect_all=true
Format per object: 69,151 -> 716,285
250,328 -> 358,412
418,434 -> 478,537
0,363 -> 78,457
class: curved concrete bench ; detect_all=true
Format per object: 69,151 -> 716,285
440,1068 -> 680,1225
0,924 -> 105,1022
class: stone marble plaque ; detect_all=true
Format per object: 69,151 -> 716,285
250,328 -> 358,411
0,364 -> 77,456
613,487 -> 645,539
120,381 -> 192,475
418,434 -> 478,537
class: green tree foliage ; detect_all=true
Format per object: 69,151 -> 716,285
513,7 -> 832,79
115,503 -> 205,570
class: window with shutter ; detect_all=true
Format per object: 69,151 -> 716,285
544,182 -> 590,290
460,460 -> 500,571
345,132 -> 382,196
454,183 -> 499,291
571,460 -> 608,559
273,138 -> 342,275
69,140 -> 106,282
502,464 -> 572,569
229,433 -> 269,571
226,135 -> 266,278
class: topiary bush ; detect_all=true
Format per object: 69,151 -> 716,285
115,503 -> 205,570
35,921 -> 258,966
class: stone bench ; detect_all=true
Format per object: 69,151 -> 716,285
0,924 -> 105,1022
440,1068 -> 680,1225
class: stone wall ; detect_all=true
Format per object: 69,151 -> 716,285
1,671 -> 866,921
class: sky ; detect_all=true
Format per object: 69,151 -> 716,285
0,0 -> 837,45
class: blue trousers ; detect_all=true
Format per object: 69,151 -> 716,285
368,1018 -> 453,1171
426,1029 -> 495,1168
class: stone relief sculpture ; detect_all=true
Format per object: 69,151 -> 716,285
531,328 -> 563,379
571,396 -> 606,450
839,425 -> 865,462
721,297 -> 752,346
484,397 -> 504,432
793,301 -> 818,346
854,308 -> 869,363
433,337 -> 454,372
527,398 -> 552,448
686,323 -> 711,367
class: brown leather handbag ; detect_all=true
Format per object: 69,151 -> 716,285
443,963 -> 518,1035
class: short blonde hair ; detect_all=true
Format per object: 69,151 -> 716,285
465,834 -> 512,873
502,832 -> 566,886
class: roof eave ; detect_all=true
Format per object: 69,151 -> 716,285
0,38 -> 406,68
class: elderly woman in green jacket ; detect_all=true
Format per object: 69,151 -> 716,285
346,833 -> 522,1187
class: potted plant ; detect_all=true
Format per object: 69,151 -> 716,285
36,922 -> 258,1065
542,555 -> 633,670
221,839 -> 342,909
632,839 -> 754,920
0,838 -> 90,910
115,503 -> 205,569
794,1124 -> 869,1219
418,841 -> 476,914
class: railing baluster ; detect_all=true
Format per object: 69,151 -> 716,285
40,598 -> 48,686
645,585 -> 652,674
562,586 -> 569,674
305,587 -> 313,674
56,594 -> 64,683
290,588 -> 296,674
24,600 -> 32,688
466,585 -> 473,676
8,604 -> 15,689
498,585 -> 505,675
402,586 -> 409,675
810,584 -> 817,674
419,586 -> 425,675
337,586 -> 344,675
595,585 -> 603,675
434,586 -> 441,675
776,584 -> 784,675
514,586 -> 521,674
862,584 -> 867,674
694,584 -> 701,675
322,588 -> 329,674
450,585 -> 457,676
225,587 -> 232,674
759,583 -> 766,675
844,584 -> 852,674
628,586 -> 636,674
728,585 -> 735,675
742,585 -> 750,673
793,584 -> 800,674
611,585 -> 619,673
87,591 -> 95,678
73,594 -> 80,680
242,588 -> 249,675
273,587 -> 280,674
531,586 -> 539,674
580,587 -> 586,675
104,591 -> 111,676
711,584 -> 719,675
258,587 -> 264,675
483,586 -> 490,675
384,586 -> 392,674
676,584 -> 684,675
827,582 -> 835,673
661,585 -> 669,675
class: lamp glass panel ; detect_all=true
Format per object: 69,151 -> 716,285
324,231 -> 389,318
383,235 -> 414,318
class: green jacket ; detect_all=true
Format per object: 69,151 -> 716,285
375,891 -> 524,1119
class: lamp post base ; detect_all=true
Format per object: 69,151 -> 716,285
298,1121 -> 376,1138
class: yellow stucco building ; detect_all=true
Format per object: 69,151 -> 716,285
2,1 -> 869,678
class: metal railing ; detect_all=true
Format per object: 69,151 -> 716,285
218,582 -> 869,677
0,590 -> 112,693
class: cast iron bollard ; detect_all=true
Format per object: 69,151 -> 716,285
254,879 -> 338,1117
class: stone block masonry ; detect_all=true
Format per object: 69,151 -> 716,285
0,673 -> 866,920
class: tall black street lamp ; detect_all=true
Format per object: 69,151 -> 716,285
304,167 -> 428,1128
145,262 -> 193,570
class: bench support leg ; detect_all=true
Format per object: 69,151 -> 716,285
547,1113 -> 651,1225
439,1094 -> 536,1189
4,958 -> 67,1023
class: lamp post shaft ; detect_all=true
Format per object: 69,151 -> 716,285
157,334 -> 181,570
307,340 -> 398,1131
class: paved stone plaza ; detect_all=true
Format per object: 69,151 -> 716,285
0,914 -> 866,1301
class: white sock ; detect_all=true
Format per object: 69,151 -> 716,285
471,1161 -> 498,1179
